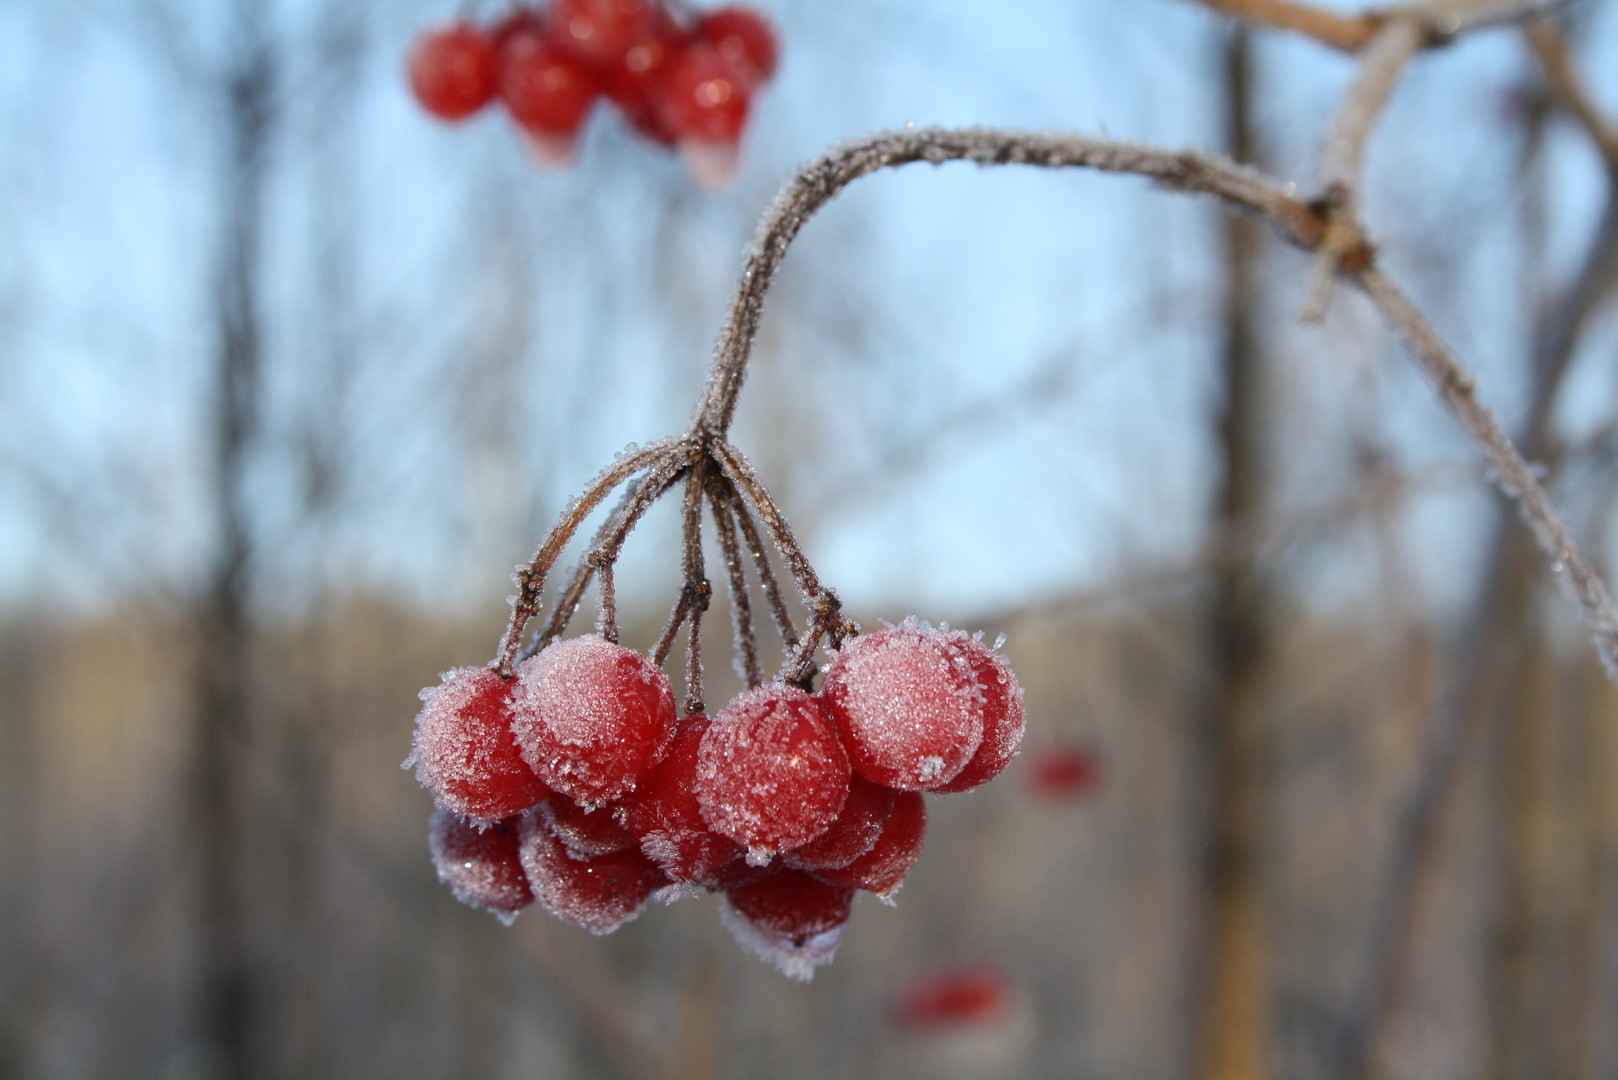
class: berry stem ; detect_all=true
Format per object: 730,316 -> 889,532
707,472 -> 763,689
680,463 -> 711,715
722,472 -> 800,658
500,436 -> 694,674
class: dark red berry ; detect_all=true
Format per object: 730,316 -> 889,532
896,967 -> 1012,1030
518,812 -> 668,934
511,634 -> 677,809
696,683 -> 851,865
538,793 -> 638,860
658,43 -> 751,144
821,621 -> 985,790
695,7 -> 778,87
409,666 -> 550,822
429,808 -> 534,922
549,0 -> 654,65
812,790 -> 926,901
722,869 -> 854,981
408,23 -> 500,121
499,27 -> 600,137
613,715 -> 745,886
1028,745 -> 1102,800
782,774 -> 895,872
930,634 -> 1025,793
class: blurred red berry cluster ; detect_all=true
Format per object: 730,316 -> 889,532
406,1 -> 778,184
896,966 -> 1013,1030
409,619 -> 1025,980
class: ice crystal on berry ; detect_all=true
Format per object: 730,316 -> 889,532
429,808 -> 533,923
409,666 -> 550,822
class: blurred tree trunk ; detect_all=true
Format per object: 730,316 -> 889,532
1191,24 -> 1273,1080
185,5 -> 274,1075
0,623 -> 42,1078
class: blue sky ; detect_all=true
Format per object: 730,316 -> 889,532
3,0 -> 1616,632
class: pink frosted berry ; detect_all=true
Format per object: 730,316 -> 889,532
931,633 -> 1025,793
812,790 -> 926,901
613,715 -> 744,886
782,774 -> 895,873
518,812 -> 668,934
821,621 -> 985,790
511,634 -> 677,810
696,683 -> 851,865
409,666 -> 550,822
538,793 -> 638,861
721,869 -> 854,981
429,808 -> 534,922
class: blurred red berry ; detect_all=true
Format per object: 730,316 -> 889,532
896,967 -> 1011,1030
601,9 -> 687,145
1028,744 -> 1102,800
658,43 -> 752,144
499,27 -> 601,137
550,0 -> 655,65
408,23 -> 500,121
429,809 -> 534,922
696,682 -> 852,865
409,666 -> 550,822
696,7 -> 778,87
511,634 -> 676,809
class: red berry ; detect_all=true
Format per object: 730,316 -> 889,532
1028,745 -> 1102,800
722,869 -> 854,981
549,0 -> 654,65
538,793 -> 638,860
511,634 -> 677,810
518,812 -> 668,934
613,715 -> 744,886
695,7 -> 778,87
782,774 -> 895,872
812,790 -> 926,901
407,23 -> 500,121
499,27 -> 600,137
696,683 -> 851,865
896,967 -> 1011,1030
930,634 -> 1025,793
429,808 -> 534,922
409,666 -> 550,822
821,621 -> 985,790
658,43 -> 751,144
600,12 -> 687,146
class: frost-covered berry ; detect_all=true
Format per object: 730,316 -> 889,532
538,793 -> 638,861
721,869 -> 854,981
695,7 -> 778,87
409,666 -> 550,822
408,23 -> 500,121
499,27 -> 600,138
696,683 -> 851,865
812,790 -> 926,901
930,634 -> 1025,793
518,812 -> 668,934
613,715 -> 743,886
782,774 -> 894,873
429,808 -> 534,923
821,622 -> 985,790
511,634 -> 677,810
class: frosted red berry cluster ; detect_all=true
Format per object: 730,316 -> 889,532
405,1 -> 777,183
409,618 -> 1024,980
